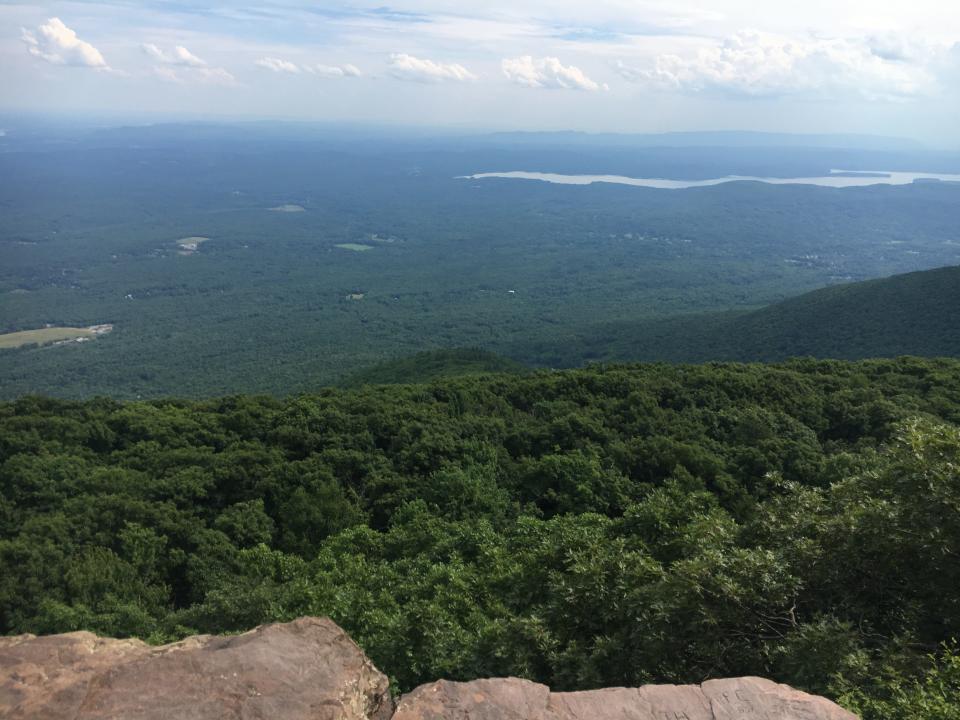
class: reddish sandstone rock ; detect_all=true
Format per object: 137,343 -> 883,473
0,617 -> 393,720
391,676 -> 858,720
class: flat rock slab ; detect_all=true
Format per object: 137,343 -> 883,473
0,617 -> 393,720
392,676 -> 858,720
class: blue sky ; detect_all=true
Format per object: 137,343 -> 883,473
2,1 -> 959,145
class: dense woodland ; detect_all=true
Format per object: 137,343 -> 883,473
3,128 -> 960,398
3,358 -> 960,717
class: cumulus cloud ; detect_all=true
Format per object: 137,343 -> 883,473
144,43 -> 236,85
501,56 -> 606,91
143,43 -> 206,67
617,31 -> 939,101
21,17 -> 108,69
388,53 -> 476,82
255,57 -> 300,73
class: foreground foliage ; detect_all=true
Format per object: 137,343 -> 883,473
2,358 -> 959,716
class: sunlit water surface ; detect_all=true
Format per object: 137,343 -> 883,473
459,170 -> 960,189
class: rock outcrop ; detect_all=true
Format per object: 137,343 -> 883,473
392,676 -> 858,720
0,617 -> 857,720
0,617 -> 393,720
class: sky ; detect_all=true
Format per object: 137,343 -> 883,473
2,1 -> 959,144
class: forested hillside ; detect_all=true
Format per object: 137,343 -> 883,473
3,358 -> 960,717
543,264 -> 960,367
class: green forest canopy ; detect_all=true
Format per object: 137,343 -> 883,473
4,134 -> 960,400
3,357 -> 960,717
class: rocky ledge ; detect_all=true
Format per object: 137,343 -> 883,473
0,617 -> 857,720
393,676 -> 857,720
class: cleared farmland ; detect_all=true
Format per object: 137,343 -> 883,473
0,325 -> 112,350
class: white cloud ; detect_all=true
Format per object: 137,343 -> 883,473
196,67 -> 238,85
143,43 -> 236,85
308,63 -> 363,78
617,31 -> 941,101
387,53 -> 476,82
21,17 -> 108,69
154,66 -> 236,86
143,43 -> 207,67
256,56 -> 300,73
255,57 -> 362,78
501,56 -> 606,91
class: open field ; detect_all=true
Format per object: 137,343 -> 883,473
176,236 -> 209,255
335,243 -> 374,251
0,326 -> 107,349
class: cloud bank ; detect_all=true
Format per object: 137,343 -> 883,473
21,17 -> 108,69
617,31 -> 941,101
502,56 -> 605,91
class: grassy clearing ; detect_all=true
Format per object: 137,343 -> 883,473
335,243 -> 374,252
0,327 -> 97,349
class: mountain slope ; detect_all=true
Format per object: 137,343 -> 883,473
530,265 -> 960,365
721,264 -> 960,360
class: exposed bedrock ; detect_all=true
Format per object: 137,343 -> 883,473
0,617 -> 393,720
0,617 -> 856,719
392,676 -> 858,720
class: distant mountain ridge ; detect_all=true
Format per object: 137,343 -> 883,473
480,130 -> 926,151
